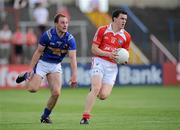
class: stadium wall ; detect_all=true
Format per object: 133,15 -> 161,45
0,63 -> 179,89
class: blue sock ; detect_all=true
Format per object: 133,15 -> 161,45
41,108 -> 51,119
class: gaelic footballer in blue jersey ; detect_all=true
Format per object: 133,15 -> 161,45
16,13 -> 78,124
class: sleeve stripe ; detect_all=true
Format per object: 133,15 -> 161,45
47,29 -> 52,40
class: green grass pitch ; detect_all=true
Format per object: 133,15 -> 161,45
0,86 -> 180,130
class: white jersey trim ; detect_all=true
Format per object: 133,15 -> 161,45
104,24 -> 127,42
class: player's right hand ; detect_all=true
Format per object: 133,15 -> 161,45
71,82 -> 78,88
68,80 -> 78,88
106,51 -> 118,61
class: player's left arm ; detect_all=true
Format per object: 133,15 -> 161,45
68,35 -> 78,88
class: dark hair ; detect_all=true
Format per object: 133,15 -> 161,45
112,9 -> 127,21
54,13 -> 66,23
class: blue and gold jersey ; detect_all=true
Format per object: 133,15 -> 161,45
39,27 -> 76,63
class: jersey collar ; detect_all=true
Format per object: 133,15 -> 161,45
106,23 -> 125,35
105,24 -> 126,41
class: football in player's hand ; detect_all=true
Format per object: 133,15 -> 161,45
115,48 -> 129,64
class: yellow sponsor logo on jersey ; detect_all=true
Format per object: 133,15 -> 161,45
48,47 -> 68,56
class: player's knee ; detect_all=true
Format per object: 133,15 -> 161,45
98,93 -> 108,100
52,90 -> 60,98
99,96 -> 107,100
26,82 -> 39,93
91,87 -> 101,96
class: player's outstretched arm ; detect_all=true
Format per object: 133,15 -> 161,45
68,50 -> 78,88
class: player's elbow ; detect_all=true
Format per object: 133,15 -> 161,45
36,49 -> 44,55
91,46 -> 96,55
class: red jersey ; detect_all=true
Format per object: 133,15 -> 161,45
93,24 -> 131,63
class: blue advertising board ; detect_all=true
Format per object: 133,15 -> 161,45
61,63 -> 163,87
117,64 -> 162,85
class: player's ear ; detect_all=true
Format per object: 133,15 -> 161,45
113,17 -> 116,22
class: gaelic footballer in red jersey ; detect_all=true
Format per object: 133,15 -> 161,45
80,9 -> 131,124
93,24 -> 131,63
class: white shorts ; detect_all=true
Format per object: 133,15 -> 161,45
90,57 -> 118,86
34,60 -> 62,78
